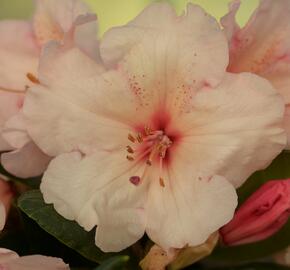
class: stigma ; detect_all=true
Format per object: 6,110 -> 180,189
126,126 -> 172,188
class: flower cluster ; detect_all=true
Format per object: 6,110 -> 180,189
0,0 -> 290,269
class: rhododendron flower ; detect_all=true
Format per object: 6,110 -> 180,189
0,248 -> 69,270
23,3 -> 285,252
0,0 -> 99,178
220,179 -> 290,246
221,0 -> 290,148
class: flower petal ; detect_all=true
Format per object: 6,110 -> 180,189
0,93 -> 24,151
0,21 -> 39,90
220,0 -> 240,41
175,73 -> 285,188
2,113 -> 30,149
100,3 -> 229,113
146,171 -> 237,250
2,255 -> 69,270
223,0 -> 290,73
1,142 -> 51,178
24,44 -> 139,156
222,0 -> 290,118
34,0 -> 100,60
40,151 -> 148,252
0,248 -> 19,263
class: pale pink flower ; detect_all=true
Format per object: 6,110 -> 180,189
0,248 -> 69,270
220,179 -> 290,246
0,0 -> 100,178
221,0 -> 290,148
23,3 -> 285,252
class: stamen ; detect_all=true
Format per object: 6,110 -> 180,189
144,125 -> 153,136
26,73 -> 40,84
130,176 -> 141,186
159,177 -> 165,187
128,133 -> 136,143
136,133 -> 143,143
146,160 -> 152,166
126,145 -> 134,154
159,157 -> 165,187
126,155 -> 134,161
126,127 -> 172,188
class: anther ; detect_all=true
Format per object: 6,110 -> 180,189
136,133 -> 143,143
26,73 -> 40,84
130,176 -> 141,186
144,126 -> 153,136
126,155 -> 134,161
128,134 -> 136,143
146,160 -> 152,166
126,145 -> 134,154
159,177 -> 165,187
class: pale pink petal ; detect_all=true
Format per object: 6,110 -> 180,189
1,142 -> 51,178
0,248 -> 19,263
175,73 -> 285,188
220,0 -> 240,41
100,2 -> 229,110
34,0 -> 100,60
223,0 -> 290,74
1,255 -> 69,270
146,171 -> 237,250
0,92 -> 24,151
222,0 -> 290,124
0,21 -> 38,90
2,113 -> 30,150
41,151 -> 147,252
24,45 -> 143,156
0,137 -> 11,152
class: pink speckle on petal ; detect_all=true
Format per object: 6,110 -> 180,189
17,96 -> 25,109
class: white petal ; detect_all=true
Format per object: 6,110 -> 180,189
175,72 -> 285,188
100,3 -> 229,112
41,151 -> 147,252
1,142 -> 51,178
146,171 -> 237,250
0,21 -> 38,91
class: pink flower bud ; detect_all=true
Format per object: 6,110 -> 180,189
220,179 -> 290,246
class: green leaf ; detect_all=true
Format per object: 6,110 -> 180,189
18,190 -> 130,263
209,151 -> 290,263
94,256 -> 130,270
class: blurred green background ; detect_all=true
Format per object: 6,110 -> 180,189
0,0 -> 258,35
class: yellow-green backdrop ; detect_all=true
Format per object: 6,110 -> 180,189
0,0 -> 258,35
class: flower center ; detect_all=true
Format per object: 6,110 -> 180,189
126,126 -> 172,187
